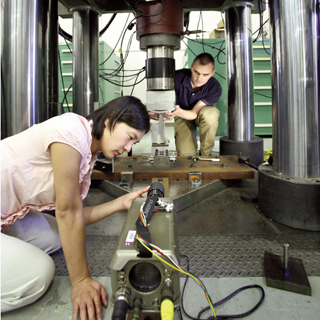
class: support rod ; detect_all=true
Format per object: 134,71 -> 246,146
72,7 -> 99,116
269,0 -> 320,178
225,3 -> 255,142
47,0 -> 59,119
1,0 -> 50,138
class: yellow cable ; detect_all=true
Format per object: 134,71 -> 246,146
161,299 -> 174,320
136,236 -> 216,318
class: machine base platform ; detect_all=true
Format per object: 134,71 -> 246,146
92,155 -> 254,181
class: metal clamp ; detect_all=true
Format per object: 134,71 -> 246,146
189,172 -> 202,187
119,172 -> 133,188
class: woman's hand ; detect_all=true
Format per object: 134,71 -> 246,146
149,111 -> 159,120
72,277 -> 108,320
120,186 -> 150,211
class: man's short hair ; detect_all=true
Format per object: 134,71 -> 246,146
193,53 -> 215,70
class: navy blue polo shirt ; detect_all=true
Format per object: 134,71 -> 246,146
174,69 -> 222,110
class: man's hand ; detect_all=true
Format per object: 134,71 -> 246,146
119,186 -> 150,211
165,104 -> 200,121
164,105 -> 184,120
72,277 -> 108,320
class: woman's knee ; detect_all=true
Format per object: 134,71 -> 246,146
6,212 -> 61,254
1,234 -> 56,312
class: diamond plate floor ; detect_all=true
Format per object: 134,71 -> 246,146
51,175 -> 320,278
52,233 -> 320,278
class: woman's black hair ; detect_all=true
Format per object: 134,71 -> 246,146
86,96 -> 150,140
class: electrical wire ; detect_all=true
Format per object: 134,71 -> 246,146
99,13 -> 117,37
64,38 -> 72,54
58,50 -> 71,112
58,13 -> 117,42
135,204 -> 265,320
196,11 -> 205,53
130,67 -> 146,95
254,91 -> 271,99
135,235 -> 217,319
62,83 -> 73,109
180,255 -> 265,320
99,13 -> 132,66
100,75 -> 146,88
253,0 -> 270,56
183,2 -> 270,60
198,285 -> 265,319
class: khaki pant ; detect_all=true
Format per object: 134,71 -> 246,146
174,106 -> 220,156
1,211 -> 61,312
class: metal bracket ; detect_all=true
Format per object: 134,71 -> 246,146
94,157 -> 114,173
119,172 -> 133,188
189,172 -> 202,188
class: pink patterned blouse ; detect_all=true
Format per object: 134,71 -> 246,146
1,113 -> 97,231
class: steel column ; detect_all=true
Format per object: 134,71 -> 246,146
258,0 -> 320,231
71,7 -> 99,116
1,0 -> 50,138
269,0 -> 320,178
225,4 -> 255,141
220,2 -> 263,166
47,0 -> 59,119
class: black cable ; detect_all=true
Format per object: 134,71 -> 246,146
177,306 -> 184,320
182,39 -> 197,57
196,11 -> 205,53
99,13 -> 131,66
130,68 -> 145,95
100,70 -> 143,80
58,25 -> 72,42
62,83 -> 73,108
180,255 -> 213,320
64,38 -> 72,54
100,71 -> 143,81
99,83 -> 105,102
180,255 -> 265,320
199,285 -> 265,319
216,40 -> 226,65
100,75 -> 146,88
183,38 -> 225,60
252,19 -> 269,37
254,91 -> 271,99
256,0 -> 270,56
184,37 -> 225,51
58,50 -> 71,112
58,13 -> 117,42
100,29 -> 140,90
99,13 -> 117,37
214,72 -> 226,81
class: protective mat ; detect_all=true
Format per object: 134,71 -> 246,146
52,233 -> 320,277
